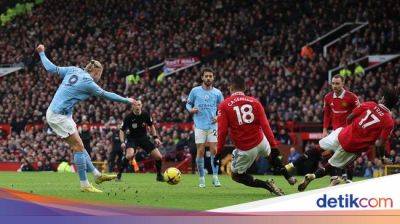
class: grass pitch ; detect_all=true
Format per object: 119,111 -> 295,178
0,172 -> 364,210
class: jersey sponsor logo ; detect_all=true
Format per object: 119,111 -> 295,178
131,123 -> 138,129
341,102 -> 348,107
197,103 -> 216,108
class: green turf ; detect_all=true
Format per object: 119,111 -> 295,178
0,172 -> 364,210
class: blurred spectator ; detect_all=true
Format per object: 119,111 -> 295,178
364,161 -> 374,178
19,158 -> 33,172
300,45 -> 315,60
276,129 -> 292,145
43,159 -> 53,171
79,123 -> 92,154
388,150 -> 397,164
287,147 -> 301,164
372,159 -> 384,177
353,157 -> 366,177
175,132 -> 190,151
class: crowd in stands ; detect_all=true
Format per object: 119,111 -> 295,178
0,0 -> 399,175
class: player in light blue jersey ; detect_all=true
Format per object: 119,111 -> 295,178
186,68 -> 224,188
36,44 -> 135,193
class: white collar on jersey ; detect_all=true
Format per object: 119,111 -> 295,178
231,91 -> 245,96
333,89 -> 346,99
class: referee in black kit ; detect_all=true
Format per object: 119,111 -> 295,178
117,100 -> 164,182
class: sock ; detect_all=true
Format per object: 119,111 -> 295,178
196,157 -> 205,177
253,179 -> 269,188
83,150 -> 101,177
118,157 -> 129,175
330,167 -> 342,177
74,152 -> 89,187
346,167 -> 354,180
315,163 -> 333,179
210,154 -> 219,176
315,168 -> 327,178
155,159 -> 162,175
269,148 -> 291,180
232,173 -> 268,189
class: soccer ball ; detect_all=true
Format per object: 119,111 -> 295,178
163,167 -> 182,185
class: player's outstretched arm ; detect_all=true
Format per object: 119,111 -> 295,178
86,81 -> 134,104
36,44 -> 69,78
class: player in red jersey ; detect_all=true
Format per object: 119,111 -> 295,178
323,75 -> 360,136
323,75 -> 360,184
298,88 -> 398,192
215,76 -> 294,196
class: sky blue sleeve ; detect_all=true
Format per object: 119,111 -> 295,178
218,90 -> 224,104
39,52 -> 70,78
186,89 -> 195,111
86,81 -> 130,104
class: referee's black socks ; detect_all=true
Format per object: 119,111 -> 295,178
155,159 -> 162,175
118,157 -> 129,175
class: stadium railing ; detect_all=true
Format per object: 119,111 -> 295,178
384,164 -> 400,176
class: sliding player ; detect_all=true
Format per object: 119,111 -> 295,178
216,76 -> 294,196
298,88 -> 397,191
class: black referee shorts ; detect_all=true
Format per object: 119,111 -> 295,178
126,136 -> 156,153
